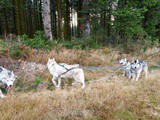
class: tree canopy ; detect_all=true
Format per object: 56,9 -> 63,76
0,0 -> 159,45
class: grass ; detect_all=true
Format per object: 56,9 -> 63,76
0,47 -> 160,120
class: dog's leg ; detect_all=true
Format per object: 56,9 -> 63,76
122,70 -> 125,76
0,90 -> 6,98
128,71 -> 132,79
132,73 -> 136,80
52,76 -> 57,86
136,72 -> 140,81
56,77 -> 61,88
144,66 -> 148,79
81,81 -> 86,89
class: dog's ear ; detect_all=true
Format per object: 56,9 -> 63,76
136,59 -> 139,63
132,59 -> 135,63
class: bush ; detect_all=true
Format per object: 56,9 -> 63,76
0,39 -> 7,54
10,44 -> 29,59
21,31 -> 57,50
0,39 -> 30,59
61,37 -> 103,50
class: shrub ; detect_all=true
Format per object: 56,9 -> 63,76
0,39 -> 30,59
0,39 -> 7,54
21,31 -> 57,50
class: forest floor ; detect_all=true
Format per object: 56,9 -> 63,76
0,47 -> 160,120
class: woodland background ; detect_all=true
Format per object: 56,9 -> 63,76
0,0 -> 159,51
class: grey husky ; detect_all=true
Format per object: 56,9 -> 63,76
131,60 -> 148,81
0,66 -> 16,98
119,58 -> 132,78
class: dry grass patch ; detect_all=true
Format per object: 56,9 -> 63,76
0,47 -> 160,120
1,69 -> 160,120
28,48 -> 121,66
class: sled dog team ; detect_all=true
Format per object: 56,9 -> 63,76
0,57 -> 148,98
119,58 -> 148,81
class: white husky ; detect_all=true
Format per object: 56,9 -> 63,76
0,66 -> 16,98
47,58 -> 86,88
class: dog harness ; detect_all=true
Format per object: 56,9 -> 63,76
51,63 -> 79,77
58,64 -> 79,77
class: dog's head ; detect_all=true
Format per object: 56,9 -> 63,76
47,58 -> 56,67
119,58 -> 127,65
2,71 -> 16,91
131,59 -> 140,71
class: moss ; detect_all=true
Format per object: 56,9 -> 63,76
115,110 -> 135,120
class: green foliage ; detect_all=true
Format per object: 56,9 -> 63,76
0,38 -> 29,59
9,44 -> 29,59
150,96 -> 159,106
115,110 -> 134,120
21,31 -> 56,50
0,0 -> 159,52
0,39 -> 7,54
34,76 -> 42,84
92,25 -> 107,43
61,37 -> 103,49
113,6 -> 147,38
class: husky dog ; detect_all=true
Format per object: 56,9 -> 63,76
119,58 -> 132,78
131,60 -> 148,81
47,58 -> 86,89
0,66 -> 16,98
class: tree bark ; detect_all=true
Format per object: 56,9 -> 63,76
51,0 -> 57,39
43,0 -> 53,40
14,0 -> 21,35
77,0 -> 83,38
3,7 -> 9,34
39,0 -> 43,31
64,0 -> 71,41
57,0 -> 63,40
83,0 -> 90,37
19,0 -> 27,35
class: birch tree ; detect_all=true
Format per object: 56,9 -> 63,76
42,0 -> 53,40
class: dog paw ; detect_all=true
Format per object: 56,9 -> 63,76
55,85 -> 60,88
0,96 -> 7,99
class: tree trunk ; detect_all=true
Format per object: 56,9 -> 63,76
77,0 -> 83,38
27,0 -> 33,37
83,0 -> 90,37
51,0 -> 57,39
12,0 -> 16,34
64,0 -> 71,41
39,0 -> 43,31
57,0 -> 63,40
19,0 -> 27,35
3,7 -> 9,34
14,0 -> 21,35
43,0 -> 53,40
